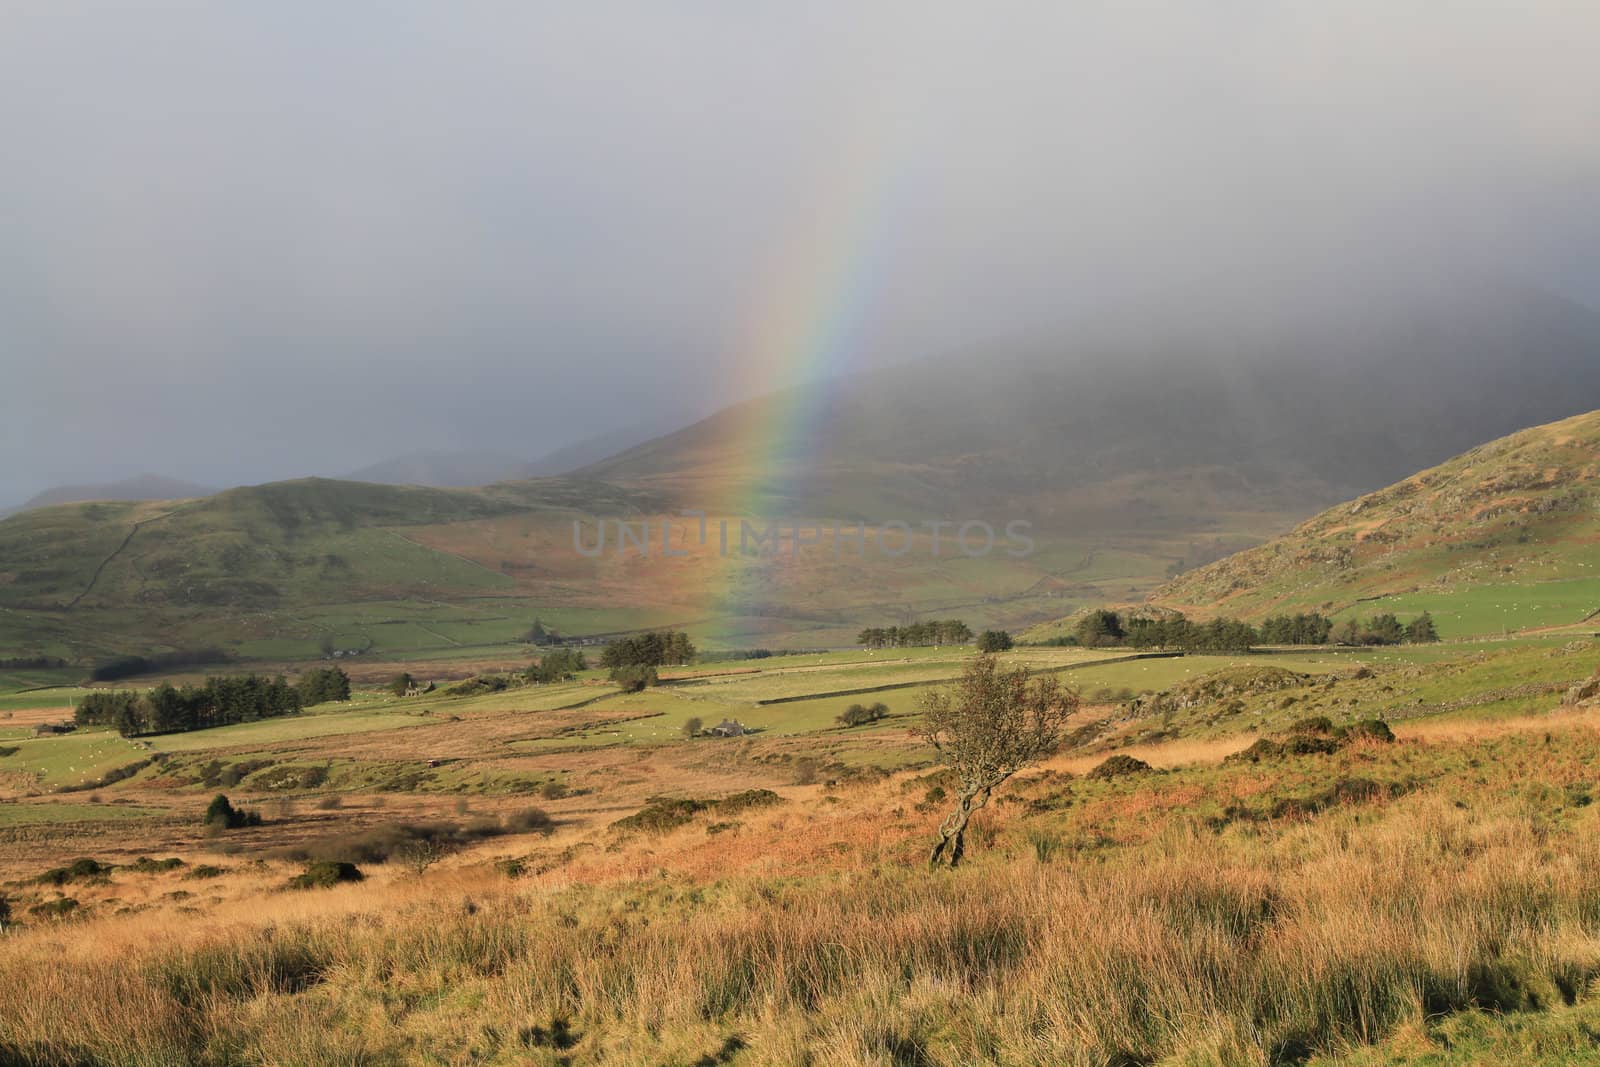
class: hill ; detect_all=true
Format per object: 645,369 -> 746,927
342,451 -> 535,488
1154,409 -> 1600,636
17,474 -> 215,512
5,282 -> 1600,660
580,280 -> 1600,520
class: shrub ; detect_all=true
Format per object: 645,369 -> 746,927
36,858 -> 110,886
537,780 -> 569,801
286,861 -> 363,890
612,797 -> 706,834
28,897 -> 79,920
0,895 -> 9,930
1288,715 -> 1335,736
130,857 -> 185,874
1337,719 -> 1396,744
682,716 -> 703,739
274,819 -> 510,866
836,702 -> 890,728
976,630 -> 1014,653
715,789 -> 783,813
1086,755 -> 1154,780
610,665 -> 658,692
204,794 -> 262,830
185,865 -> 226,880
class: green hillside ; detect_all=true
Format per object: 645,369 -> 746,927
1154,409 -> 1600,637
0,478 -> 665,661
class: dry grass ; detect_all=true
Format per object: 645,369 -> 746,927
6,716 -> 1600,1065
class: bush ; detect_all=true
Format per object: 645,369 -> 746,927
28,897 -> 79,920
976,630 -> 1014,653
1337,719 -> 1396,744
612,797 -> 705,834
682,716 -> 703,738
445,674 -> 512,697
36,858 -> 110,886
204,794 -> 262,831
130,857 -> 185,874
0,895 -> 9,930
610,665 -> 658,692
836,702 -> 888,727
538,780 -> 569,800
286,861 -> 364,890
274,819 -> 512,866
1288,715 -> 1335,736
1086,755 -> 1154,781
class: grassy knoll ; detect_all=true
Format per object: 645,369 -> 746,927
1156,409 -> 1600,637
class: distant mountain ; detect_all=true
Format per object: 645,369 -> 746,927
523,413 -> 701,477
1154,409 -> 1600,635
341,415 -> 702,488
342,450 -> 534,488
19,475 -> 215,512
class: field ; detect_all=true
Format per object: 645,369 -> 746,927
4,635 -> 1600,1064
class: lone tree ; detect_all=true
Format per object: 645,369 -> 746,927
915,655 -> 1077,868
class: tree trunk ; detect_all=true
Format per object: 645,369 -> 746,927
929,784 -> 992,868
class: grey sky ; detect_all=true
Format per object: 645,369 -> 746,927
4,3 -> 1599,503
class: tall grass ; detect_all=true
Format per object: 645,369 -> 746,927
4,794 -> 1600,1065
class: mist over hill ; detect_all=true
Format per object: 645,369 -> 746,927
3,279 -> 1598,659
581,279 -> 1600,524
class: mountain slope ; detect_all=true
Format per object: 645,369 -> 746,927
19,474 -> 216,512
343,451 -> 536,488
5,281 -> 1600,659
581,281 -> 1600,525
1154,409 -> 1600,636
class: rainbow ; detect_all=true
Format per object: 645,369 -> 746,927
691,93 -> 915,644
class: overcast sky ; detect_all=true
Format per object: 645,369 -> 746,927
4,3 -> 1599,504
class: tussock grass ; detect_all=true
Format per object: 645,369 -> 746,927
6,724 -> 1600,1064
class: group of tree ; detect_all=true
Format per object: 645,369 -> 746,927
1061,607 -> 1438,652
857,620 -> 973,649
77,675 -> 302,737
599,631 -> 696,669
1334,612 -> 1439,646
836,701 -> 890,728
0,656 -> 67,670
524,648 -> 588,684
1126,615 -> 1260,653
296,667 -> 350,706
1069,611 -> 1260,653
1258,613 -> 1336,645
